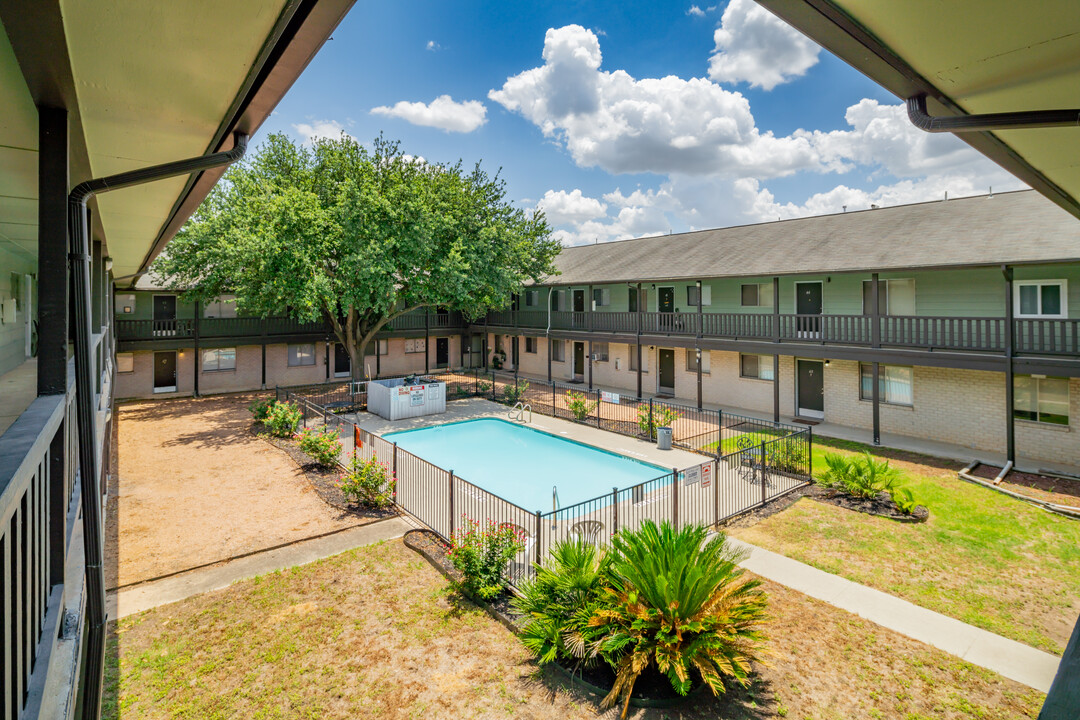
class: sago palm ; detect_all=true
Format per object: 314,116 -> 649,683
582,521 -> 768,719
513,538 -> 609,665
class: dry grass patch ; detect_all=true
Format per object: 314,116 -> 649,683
103,539 -> 1043,719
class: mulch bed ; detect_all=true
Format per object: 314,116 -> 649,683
809,485 -> 929,522
971,463 -> 1080,508
255,423 -> 398,521
721,483 -> 928,528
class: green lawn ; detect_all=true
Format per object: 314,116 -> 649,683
730,435 -> 1080,654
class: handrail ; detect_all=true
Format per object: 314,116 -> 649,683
508,401 -> 532,423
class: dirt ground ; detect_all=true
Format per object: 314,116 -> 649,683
106,393 -> 368,588
971,463 -> 1080,509
104,539 -> 1043,720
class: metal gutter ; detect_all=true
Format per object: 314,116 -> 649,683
906,95 -> 1080,133
67,133 -> 247,719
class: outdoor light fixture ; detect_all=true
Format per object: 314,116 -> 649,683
824,359 -> 830,367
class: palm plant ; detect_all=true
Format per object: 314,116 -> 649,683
581,521 -> 768,719
818,452 -> 902,499
513,538 -> 609,665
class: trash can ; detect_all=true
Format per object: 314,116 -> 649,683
657,426 -> 672,450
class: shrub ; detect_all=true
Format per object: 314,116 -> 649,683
503,379 -> 530,404
566,390 -> 598,421
339,453 -> 396,509
297,425 -> 343,467
448,516 -> 527,600
263,400 -> 302,437
514,539 -> 610,665
891,486 -> 918,514
636,404 -> 680,440
249,397 -> 273,422
767,442 -> 809,474
477,380 -> 492,396
580,521 -> 768,717
818,452 -> 902,499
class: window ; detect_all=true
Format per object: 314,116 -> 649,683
203,294 -> 237,318
591,342 -> 609,362
525,337 -> 537,353
551,339 -> 565,362
628,287 -> 647,312
739,354 -> 774,381
288,343 -> 316,367
405,338 -> 426,354
524,290 -> 539,307
1014,280 -> 1067,319
686,349 -> 711,373
590,288 -> 611,307
740,283 -> 773,308
550,290 -> 564,311
686,285 -> 712,307
1014,375 -> 1069,425
859,364 -> 914,406
629,345 -> 648,372
202,348 -> 236,372
116,294 -> 136,314
862,279 -> 915,316
117,352 -> 134,373
375,339 -> 388,356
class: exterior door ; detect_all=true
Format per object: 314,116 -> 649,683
510,336 -> 519,369
573,341 -> 585,380
658,348 -> 675,393
153,295 -> 176,336
153,351 -> 177,392
795,282 -> 823,336
658,286 -> 675,331
436,337 -> 449,368
797,359 -> 825,418
334,343 -> 351,378
572,289 -> 586,328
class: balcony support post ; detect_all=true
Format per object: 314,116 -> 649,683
193,300 -> 200,397
697,280 -> 703,410
261,317 -> 268,388
871,273 -> 881,348
872,361 -> 881,445
1002,265 -> 1015,464
772,277 -> 780,345
38,106 -> 69,395
425,309 -> 430,375
636,283 -> 643,399
773,354 -> 780,422
588,339 -> 593,390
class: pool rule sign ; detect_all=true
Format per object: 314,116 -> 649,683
684,461 -> 712,487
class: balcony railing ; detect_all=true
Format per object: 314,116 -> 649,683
482,310 -> 1077,356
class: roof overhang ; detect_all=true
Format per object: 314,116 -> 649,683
756,0 -> 1080,220
0,0 -> 355,286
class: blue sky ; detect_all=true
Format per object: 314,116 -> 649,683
259,0 -> 1025,245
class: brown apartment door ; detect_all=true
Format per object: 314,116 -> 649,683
796,282 -> 823,336
658,349 -> 675,394
436,337 -> 449,368
573,341 -> 585,381
572,289 -> 586,328
153,295 -> 176,336
797,359 -> 824,418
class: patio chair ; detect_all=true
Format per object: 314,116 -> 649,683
569,519 -> 604,546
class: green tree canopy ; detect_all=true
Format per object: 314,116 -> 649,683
152,133 -> 559,380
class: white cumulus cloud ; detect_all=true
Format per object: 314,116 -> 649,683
371,95 -> 487,133
687,5 -> 706,17
535,189 -> 608,225
708,0 -> 820,90
292,119 -> 352,144
489,24 -> 817,177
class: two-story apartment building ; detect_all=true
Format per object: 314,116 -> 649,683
484,190 -> 1080,473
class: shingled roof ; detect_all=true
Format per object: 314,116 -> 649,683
540,190 -> 1080,286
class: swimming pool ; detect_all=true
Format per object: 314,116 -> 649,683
383,418 -> 668,511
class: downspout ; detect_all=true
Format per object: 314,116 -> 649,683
906,94 -> 1080,133
68,132 -> 247,719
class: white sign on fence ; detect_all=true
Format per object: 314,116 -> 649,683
601,391 -> 620,404
684,464 -> 700,487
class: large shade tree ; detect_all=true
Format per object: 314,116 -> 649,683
152,133 -> 559,380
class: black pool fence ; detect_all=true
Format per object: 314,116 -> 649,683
275,368 -> 808,461
273,386 -> 812,587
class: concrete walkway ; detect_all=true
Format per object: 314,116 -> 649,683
725,536 -> 1061,693
108,516 -> 413,619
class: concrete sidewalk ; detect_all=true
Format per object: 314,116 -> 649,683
725,536 -> 1061,693
108,516 -> 413,619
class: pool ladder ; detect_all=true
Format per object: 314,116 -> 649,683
509,402 -> 532,423
552,486 -> 560,529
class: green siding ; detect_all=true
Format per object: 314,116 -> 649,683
545,262 -> 1080,318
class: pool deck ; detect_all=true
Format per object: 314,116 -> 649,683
347,398 -> 705,472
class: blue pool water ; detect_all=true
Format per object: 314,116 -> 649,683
384,418 -> 667,511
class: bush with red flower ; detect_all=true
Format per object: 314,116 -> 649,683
339,452 -> 396,509
448,516 -> 527,600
